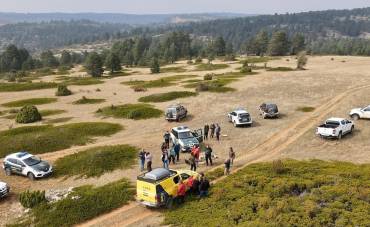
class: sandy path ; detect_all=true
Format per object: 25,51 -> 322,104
78,83 -> 370,227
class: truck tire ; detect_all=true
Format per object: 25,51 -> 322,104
338,132 -> 342,140
5,168 -> 11,176
351,114 -> 360,121
28,172 -> 35,181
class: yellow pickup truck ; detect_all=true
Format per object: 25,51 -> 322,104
137,168 -> 198,208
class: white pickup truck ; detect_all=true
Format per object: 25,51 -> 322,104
316,118 -> 354,139
349,105 -> 370,120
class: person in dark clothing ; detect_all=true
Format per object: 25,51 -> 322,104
174,143 -> 180,161
145,152 -> 153,172
210,123 -> 215,138
215,124 -> 221,141
224,158 -> 231,175
169,145 -> 176,164
205,145 -> 213,166
138,149 -> 146,172
229,147 -> 235,166
199,177 -> 210,198
204,124 -> 209,140
163,131 -> 170,148
192,176 -> 200,195
189,155 -> 196,171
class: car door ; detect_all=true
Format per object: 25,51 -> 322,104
6,158 -> 18,173
228,112 -> 235,122
363,107 -> 370,118
14,160 -> 24,174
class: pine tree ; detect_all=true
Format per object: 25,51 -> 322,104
268,31 -> 290,56
85,52 -> 104,77
104,52 -> 122,74
291,34 -> 306,55
150,57 -> 160,74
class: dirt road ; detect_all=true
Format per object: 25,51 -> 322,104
78,83 -> 370,227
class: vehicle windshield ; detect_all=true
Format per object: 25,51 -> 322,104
23,156 -> 41,166
178,131 -> 193,139
239,113 -> 250,118
167,108 -> 176,114
326,121 -> 340,126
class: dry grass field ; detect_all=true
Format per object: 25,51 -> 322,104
0,56 -> 370,226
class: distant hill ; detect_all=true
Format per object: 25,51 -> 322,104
0,12 -> 248,25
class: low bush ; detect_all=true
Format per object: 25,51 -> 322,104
0,82 -> 57,92
164,160 -> 370,227
139,91 -> 198,103
296,106 -> 315,112
203,73 -> 214,80
267,67 -> 294,71
55,84 -> 72,96
224,54 -> 236,61
240,66 -> 252,73
240,57 -> 280,64
15,105 -> 42,124
122,75 -> 196,90
133,86 -> 147,92
195,63 -> 229,71
0,122 -> 122,157
2,98 -> 57,108
54,145 -> 138,178
19,190 -> 47,208
57,76 -> 104,86
97,104 -> 163,120
195,57 -> 203,64
160,66 -> 187,73
187,60 -> 193,64
72,96 -> 105,105
11,179 -> 135,227
56,66 -> 71,75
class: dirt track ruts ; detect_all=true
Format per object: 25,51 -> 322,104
76,84 -> 370,227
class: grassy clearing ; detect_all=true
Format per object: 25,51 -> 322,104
43,117 -> 73,124
267,67 -> 295,71
139,91 -> 198,103
122,75 -> 197,89
11,179 -> 135,227
54,145 -> 138,178
72,96 -> 106,105
160,66 -> 187,73
195,63 -> 229,71
164,160 -> 370,227
39,109 -> 66,117
97,104 -> 163,120
0,122 -> 122,157
2,98 -> 57,107
296,106 -> 315,112
0,82 -> 57,92
104,71 -> 132,78
240,56 -> 280,64
57,76 -> 104,86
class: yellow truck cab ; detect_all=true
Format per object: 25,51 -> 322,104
137,168 -> 198,208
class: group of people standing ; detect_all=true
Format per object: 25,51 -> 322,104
138,149 -> 153,172
177,172 -> 211,204
203,123 -> 221,141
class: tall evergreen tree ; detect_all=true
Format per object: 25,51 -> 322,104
60,50 -> 72,66
213,37 -> 226,56
40,50 -> 59,68
104,52 -> 122,74
150,57 -> 160,74
255,30 -> 269,56
268,31 -> 290,56
291,34 -> 306,55
85,52 -> 104,77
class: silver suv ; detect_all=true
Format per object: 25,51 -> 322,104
165,104 -> 187,122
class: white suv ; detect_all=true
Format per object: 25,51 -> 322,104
349,105 -> 370,120
0,181 -> 10,199
3,152 -> 53,180
228,108 -> 253,127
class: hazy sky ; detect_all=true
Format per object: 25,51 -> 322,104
1,0 -> 369,14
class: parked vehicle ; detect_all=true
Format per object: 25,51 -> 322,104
137,168 -> 198,208
349,105 -> 370,120
259,103 -> 279,118
316,118 -> 354,139
165,104 -> 187,122
0,181 -> 10,199
3,152 -> 53,180
228,108 -> 253,127
170,126 -> 203,152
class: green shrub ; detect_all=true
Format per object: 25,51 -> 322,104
195,57 -> 203,64
97,103 -> 163,120
164,160 -> 370,227
195,63 -> 229,71
187,60 -> 193,64
122,75 -> 196,90
133,86 -> 147,92
296,106 -> 315,112
19,190 -> 47,208
139,91 -> 198,103
72,96 -> 105,105
55,84 -> 72,96
54,145 -> 138,178
12,179 -> 135,227
0,82 -> 57,92
267,67 -> 294,71
203,73 -> 214,80
0,122 -> 122,157
15,105 -> 42,124
240,66 -> 252,73
160,66 -> 186,73
196,83 -> 209,92
2,98 -> 57,107
57,76 -> 104,86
